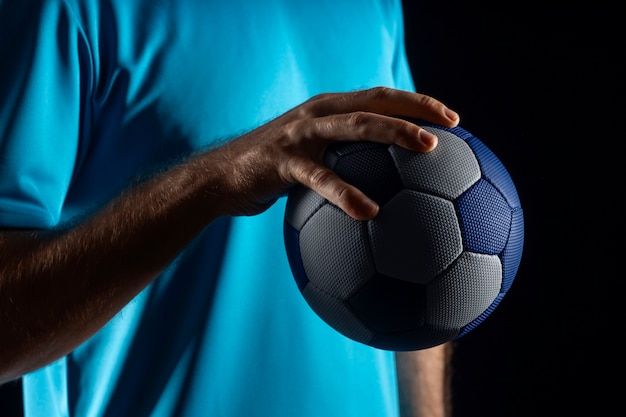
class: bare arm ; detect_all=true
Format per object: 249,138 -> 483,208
0,87 -> 459,383
396,343 -> 454,417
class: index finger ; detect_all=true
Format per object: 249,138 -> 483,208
305,87 -> 460,128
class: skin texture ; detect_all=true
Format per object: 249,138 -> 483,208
396,344 -> 454,417
0,87 -> 459,416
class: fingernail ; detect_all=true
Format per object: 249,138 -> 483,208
444,107 -> 459,122
418,128 -> 438,147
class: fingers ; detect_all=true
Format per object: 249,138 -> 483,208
280,88 -> 463,219
303,87 -> 460,128
287,157 -> 379,221
292,112 -> 439,152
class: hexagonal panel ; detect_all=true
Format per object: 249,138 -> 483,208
426,251 -> 502,328
368,190 -> 462,284
285,184 -> 327,231
390,127 -> 480,200
300,203 -> 376,299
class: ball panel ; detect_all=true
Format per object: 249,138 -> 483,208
328,142 -> 402,207
501,207 -> 525,293
427,252 -> 502,328
465,135 -> 522,209
369,326 -> 459,351
284,184 -> 326,231
349,273 -> 426,332
302,284 -> 374,345
300,204 -> 375,299
369,190 -> 462,284
284,222 -> 308,292
456,179 -> 512,255
457,292 -> 507,338
326,140 -> 388,161
391,127 -> 480,200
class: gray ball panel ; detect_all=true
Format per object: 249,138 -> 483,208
427,252 -> 502,328
369,190 -> 462,284
300,204 -> 375,299
285,185 -> 327,231
302,283 -> 374,345
390,127 -> 481,200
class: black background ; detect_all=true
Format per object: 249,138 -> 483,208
1,2 -> 623,416
402,2 -> 623,416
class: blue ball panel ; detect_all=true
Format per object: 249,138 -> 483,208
456,179 -> 512,255
501,207 -> 525,293
465,135 -> 521,209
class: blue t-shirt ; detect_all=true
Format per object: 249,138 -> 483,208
0,1 -> 417,416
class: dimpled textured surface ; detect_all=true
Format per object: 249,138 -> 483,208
283,121 -> 524,350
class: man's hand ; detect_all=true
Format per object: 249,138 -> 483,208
0,87 -> 458,383
207,87 -> 459,220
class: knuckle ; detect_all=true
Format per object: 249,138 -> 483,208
281,121 -> 299,143
308,167 -> 333,189
310,92 -> 334,102
346,111 -> 370,130
367,86 -> 394,100
293,104 -> 315,121
334,185 -> 352,205
302,92 -> 337,117
416,93 -> 439,109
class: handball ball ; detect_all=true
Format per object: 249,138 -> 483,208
283,120 -> 524,351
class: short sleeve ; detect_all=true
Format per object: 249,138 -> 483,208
0,0 -> 87,228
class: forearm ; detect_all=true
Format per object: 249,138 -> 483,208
395,343 -> 453,417
0,150 -> 228,383
0,87 -> 460,383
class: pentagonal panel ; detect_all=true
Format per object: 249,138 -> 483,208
302,284 -> 374,345
368,190 -> 462,284
300,203 -> 375,299
456,179 -> 512,255
390,127 -> 480,200
349,273 -> 426,333
426,252 -> 502,328
327,141 -> 403,207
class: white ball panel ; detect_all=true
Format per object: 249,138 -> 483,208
285,185 -> 327,231
426,252 -> 502,328
300,204 -> 375,299
369,190 -> 463,284
391,127 -> 481,200
303,283 -> 374,345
